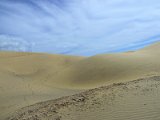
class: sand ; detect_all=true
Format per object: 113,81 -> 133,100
7,76 -> 160,120
0,52 -> 85,119
48,42 -> 160,89
0,42 -> 160,120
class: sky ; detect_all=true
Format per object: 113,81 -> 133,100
0,0 -> 160,56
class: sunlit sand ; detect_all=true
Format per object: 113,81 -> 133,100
0,42 -> 160,120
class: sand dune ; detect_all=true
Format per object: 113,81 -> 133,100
0,42 -> 160,119
46,42 -> 160,89
7,76 -> 160,120
0,52 -> 85,119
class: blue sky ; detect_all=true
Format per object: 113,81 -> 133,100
0,0 -> 160,56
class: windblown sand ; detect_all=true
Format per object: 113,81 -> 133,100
7,76 -> 160,120
0,52 -> 84,119
0,42 -> 160,120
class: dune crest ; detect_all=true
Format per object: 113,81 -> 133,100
0,42 -> 160,119
7,76 -> 160,120
47,42 -> 160,89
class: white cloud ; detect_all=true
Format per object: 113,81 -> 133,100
0,35 -> 32,52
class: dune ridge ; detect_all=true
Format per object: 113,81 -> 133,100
7,76 -> 160,120
0,42 -> 160,119
46,42 -> 160,89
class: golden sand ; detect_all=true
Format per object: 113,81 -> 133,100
0,42 -> 160,120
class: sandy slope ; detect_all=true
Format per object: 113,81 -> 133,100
0,52 -> 85,119
7,76 -> 160,120
46,42 -> 160,89
0,42 -> 160,119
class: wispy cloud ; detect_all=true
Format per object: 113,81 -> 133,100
0,0 -> 160,55
0,35 -> 32,52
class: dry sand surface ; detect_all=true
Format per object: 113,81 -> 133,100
0,52 -> 85,119
0,42 -> 160,120
49,42 -> 160,89
7,76 -> 160,120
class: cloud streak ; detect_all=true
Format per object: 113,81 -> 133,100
0,0 -> 160,55
0,35 -> 32,52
